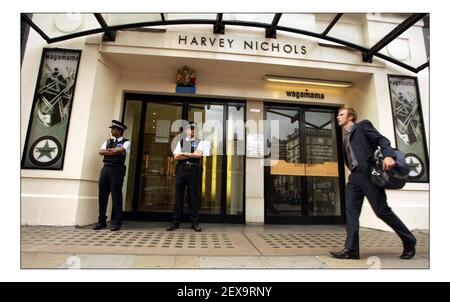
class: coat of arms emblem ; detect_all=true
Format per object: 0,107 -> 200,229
176,66 -> 196,87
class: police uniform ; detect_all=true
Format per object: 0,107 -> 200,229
167,130 -> 204,232
94,120 -> 130,231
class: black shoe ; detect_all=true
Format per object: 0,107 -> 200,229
191,224 -> 202,232
166,223 -> 179,231
329,248 -> 360,259
110,224 -> 121,231
93,222 -> 107,230
400,245 -> 416,259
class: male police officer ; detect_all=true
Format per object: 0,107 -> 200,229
93,120 -> 131,231
167,122 -> 204,232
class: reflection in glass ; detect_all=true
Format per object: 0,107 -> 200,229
139,102 -> 182,212
265,108 -> 302,217
123,101 -> 142,211
304,111 -> 341,216
226,105 -> 245,215
265,109 -> 301,163
308,177 -> 340,216
188,103 -> 224,215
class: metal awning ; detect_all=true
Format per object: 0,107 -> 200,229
21,13 -> 429,73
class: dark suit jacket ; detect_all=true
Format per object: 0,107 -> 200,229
347,119 -> 395,174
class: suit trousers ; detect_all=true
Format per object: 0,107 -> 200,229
98,165 -> 126,225
344,169 -> 416,252
172,165 -> 200,224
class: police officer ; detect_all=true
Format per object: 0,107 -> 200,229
93,120 -> 131,231
167,122 -> 204,232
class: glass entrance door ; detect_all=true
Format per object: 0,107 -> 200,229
264,108 -> 306,222
264,105 -> 345,224
188,102 -> 225,216
139,101 -> 183,213
122,94 -> 245,223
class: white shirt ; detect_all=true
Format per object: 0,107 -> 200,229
100,137 -> 131,154
173,137 -> 206,155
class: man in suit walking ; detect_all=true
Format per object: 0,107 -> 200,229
330,108 -> 417,260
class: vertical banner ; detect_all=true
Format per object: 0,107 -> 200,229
22,48 -> 81,170
388,75 -> 429,182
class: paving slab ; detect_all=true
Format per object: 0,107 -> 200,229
132,255 -> 199,268
21,252 -> 74,269
22,229 -> 260,256
375,254 -> 429,269
317,255 -> 395,269
199,256 -> 266,268
20,225 -> 429,269
260,256 -> 330,268
245,231 -> 428,256
61,254 -> 136,269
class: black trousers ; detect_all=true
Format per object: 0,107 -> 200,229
344,169 -> 417,252
172,165 -> 200,224
98,165 -> 126,225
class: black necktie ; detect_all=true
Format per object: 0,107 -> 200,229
191,140 -> 195,153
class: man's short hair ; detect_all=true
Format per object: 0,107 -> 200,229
341,107 -> 358,122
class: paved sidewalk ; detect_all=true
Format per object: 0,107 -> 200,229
21,222 -> 429,269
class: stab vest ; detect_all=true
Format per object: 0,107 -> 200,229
103,138 -> 129,166
178,138 -> 200,165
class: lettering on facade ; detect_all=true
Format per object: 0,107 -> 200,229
391,80 -> 415,86
45,54 -> 79,61
286,89 -> 325,100
178,34 -> 307,56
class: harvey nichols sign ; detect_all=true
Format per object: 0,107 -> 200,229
173,32 -> 312,59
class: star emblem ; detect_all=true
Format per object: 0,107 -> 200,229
28,136 -> 62,167
36,140 -> 57,160
405,154 -> 424,179
406,158 -> 420,174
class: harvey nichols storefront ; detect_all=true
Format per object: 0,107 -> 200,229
20,13 -> 430,231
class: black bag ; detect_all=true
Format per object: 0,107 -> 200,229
370,147 -> 409,189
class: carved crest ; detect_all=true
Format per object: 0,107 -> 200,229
176,65 -> 196,86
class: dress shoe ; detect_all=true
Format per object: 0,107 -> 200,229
400,245 -> 416,259
191,224 -> 202,232
166,223 -> 179,231
93,222 -> 107,230
110,224 -> 121,231
329,248 -> 360,259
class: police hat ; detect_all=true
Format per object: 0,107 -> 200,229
109,120 -> 127,131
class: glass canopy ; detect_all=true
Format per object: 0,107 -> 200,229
21,13 -> 429,73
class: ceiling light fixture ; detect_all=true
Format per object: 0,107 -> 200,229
264,75 -> 353,88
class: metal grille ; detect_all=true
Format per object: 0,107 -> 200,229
21,227 -> 259,256
21,227 -> 428,256
248,231 -> 428,255
23,229 -> 234,248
